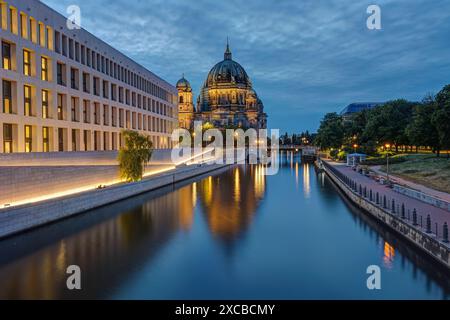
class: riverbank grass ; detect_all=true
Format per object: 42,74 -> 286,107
379,154 -> 450,194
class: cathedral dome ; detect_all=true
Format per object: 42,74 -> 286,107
205,42 -> 251,87
176,75 -> 192,91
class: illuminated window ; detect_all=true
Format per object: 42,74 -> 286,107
3,124 -> 13,153
42,89 -> 49,118
72,129 -> 77,151
57,93 -> 64,120
46,26 -> 53,50
24,125 -> 32,152
20,13 -> 27,38
9,7 -> 18,35
42,127 -> 50,152
30,18 -> 37,43
23,49 -> 31,76
24,85 -> 32,116
2,80 -> 12,113
38,22 -> 45,47
83,100 -> 90,123
2,41 -> 11,70
41,57 -> 48,81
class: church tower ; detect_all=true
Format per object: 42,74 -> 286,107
176,75 -> 195,129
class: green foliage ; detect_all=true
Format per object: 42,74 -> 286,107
315,83 -> 450,156
432,84 -> 450,154
315,113 -> 344,149
406,95 -> 439,151
118,130 -> 153,182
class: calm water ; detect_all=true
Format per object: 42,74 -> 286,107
1,152 -> 450,299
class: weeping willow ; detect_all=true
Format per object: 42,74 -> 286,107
118,130 -> 153,182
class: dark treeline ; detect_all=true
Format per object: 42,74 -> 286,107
315,84 -> 450,157
280,131 -> 315,145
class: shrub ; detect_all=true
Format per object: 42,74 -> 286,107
118,130 -> 153,182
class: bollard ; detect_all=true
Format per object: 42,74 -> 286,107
383,195 -> 387,209
392,199 -> 395,213
376,192 -> 379,205
401,203 -> 406,219
443,223 -> 449,243
413,209 -> 418,226
364,187 -> 367,198
370,189 -> 373,202
426,215 -> 432,234
359,185 -> 362,195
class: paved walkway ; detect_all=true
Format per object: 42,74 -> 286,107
326,161 -> 450,240
371,165 -> 450,203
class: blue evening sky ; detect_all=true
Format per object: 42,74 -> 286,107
41,0 -> 450,132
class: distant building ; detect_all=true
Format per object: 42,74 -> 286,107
177,41 -> 267,130
340,102 -> 384,120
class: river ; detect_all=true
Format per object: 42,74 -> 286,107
0,152 -> 449,299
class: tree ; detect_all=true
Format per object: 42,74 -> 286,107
432,85 -> 450,157
118,130 -> 153,182
363,99 -> 414,152
406,95 -> 440,153
315,112 -> 344,149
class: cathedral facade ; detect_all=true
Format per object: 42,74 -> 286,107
177,42 -> 267,130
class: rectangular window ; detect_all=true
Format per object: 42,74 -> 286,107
57,62 -> 65,86
2,80 -> 12,113
30,18 -> 37,43
9,7 -> 18,35
24,125 -> 32,152
71,97 -> 77,122
42,90 -> 49,119
24,85 -> 32,116
3,124 -> 13,153
41,57 -> 48,81
70,68 -> 78,90
38,22 -> 45,47
2,41 -> 11,70
83,72 -> 90,93
23,49 -> 31,76
20,13 -> 27,38
42,127 -> 50,152
57,93 -> 64,120
83,100 -> 89,123
72,129 -> 77,151
58,128 -> 64,151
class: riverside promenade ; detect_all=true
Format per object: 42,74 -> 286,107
323,160 -> 450,245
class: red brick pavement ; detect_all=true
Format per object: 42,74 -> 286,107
327,161 -> 450,242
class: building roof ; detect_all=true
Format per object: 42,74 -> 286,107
340,102 -> 384,115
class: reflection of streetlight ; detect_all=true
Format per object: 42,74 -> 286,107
385,143 -> 391,182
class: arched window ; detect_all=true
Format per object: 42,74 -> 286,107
179,95 -> 184,103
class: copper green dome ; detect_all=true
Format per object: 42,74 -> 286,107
176,75 -> 192,91
205,42 -> 251,87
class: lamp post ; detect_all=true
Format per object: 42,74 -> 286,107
385,143 -> 391,182
353,144 -> 358,153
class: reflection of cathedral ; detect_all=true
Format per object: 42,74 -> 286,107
177,41 -> 267,130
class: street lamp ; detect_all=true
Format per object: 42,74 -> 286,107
385,143 -> 391,182
353,144 -> 358,153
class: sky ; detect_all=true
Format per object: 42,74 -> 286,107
41,0 -> 450,133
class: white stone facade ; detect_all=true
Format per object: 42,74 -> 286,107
0,0 -> 178,153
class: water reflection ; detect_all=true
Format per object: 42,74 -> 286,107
0,156 -> 449,299
197,166 -> 265,242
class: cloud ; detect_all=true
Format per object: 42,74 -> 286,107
42,0 -> 450,132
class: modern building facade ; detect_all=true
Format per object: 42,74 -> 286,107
177,41 -> 267,130
340,102 -> 384,121
0,0 -> 178,153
